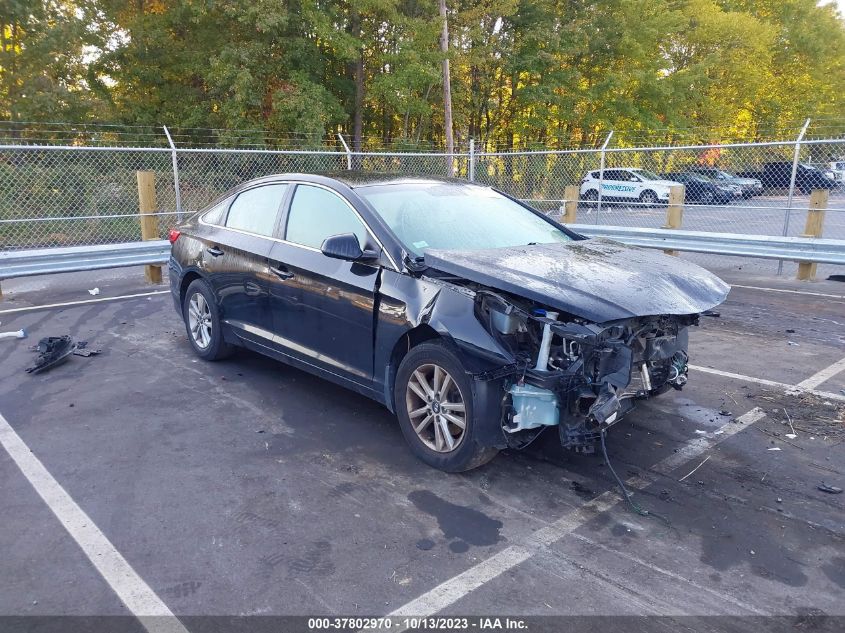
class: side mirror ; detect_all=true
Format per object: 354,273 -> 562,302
321,233 -> 368,261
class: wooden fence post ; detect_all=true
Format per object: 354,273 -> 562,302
137,171 -> 162,284
661,184 -> 685,256
562,184 -> 579,224
796,188 -> 829,281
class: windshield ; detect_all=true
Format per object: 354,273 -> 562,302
357,183 -> 571,256
631,169 -> 661,180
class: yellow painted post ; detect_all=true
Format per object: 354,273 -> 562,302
562,184 -> 579,224
661,184 -> 685,256
796,188 -> 829,281
137,171 -> 162,284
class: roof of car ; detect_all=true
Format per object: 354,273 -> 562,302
327,171 -> 468,188
244,171 -> 469,189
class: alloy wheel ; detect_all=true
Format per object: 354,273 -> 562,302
188,292 -> 213,349
405,363 -> 467,453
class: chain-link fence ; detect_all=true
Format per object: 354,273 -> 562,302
475,137 -> 845,276
2,130 -> 844,280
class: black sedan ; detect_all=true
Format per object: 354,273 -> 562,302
663,172 -> 742,204
168,173 -> 728,471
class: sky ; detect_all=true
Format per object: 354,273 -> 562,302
821,0 -> 845,17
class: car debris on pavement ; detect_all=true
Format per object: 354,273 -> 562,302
25,336 -> 100,374
0,329 -> 27,340
817,483 -> 843,494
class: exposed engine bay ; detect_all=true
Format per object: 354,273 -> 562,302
471,287 -> 695,453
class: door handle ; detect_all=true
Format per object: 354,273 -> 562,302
269,265 -> 295,281
206,247 -> 224,257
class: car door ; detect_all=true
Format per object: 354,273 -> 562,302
204,182 -> 289,349
266,183 -> 380,384
603,169 -> 638,200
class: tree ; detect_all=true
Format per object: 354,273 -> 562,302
3,0 -> 844,149
0,0 -> 106,125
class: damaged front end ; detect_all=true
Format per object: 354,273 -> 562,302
475,291 -> 695,453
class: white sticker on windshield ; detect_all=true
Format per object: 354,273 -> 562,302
413,240 -> 429,249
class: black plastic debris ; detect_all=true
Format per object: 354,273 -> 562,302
72,341 -> 101,357
26,336 -> 76,374
817,483 -> 843,494
702,310 -> 721,318
827,274 -> 845,283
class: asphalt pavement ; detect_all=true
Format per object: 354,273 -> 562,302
0,270 -> 843,632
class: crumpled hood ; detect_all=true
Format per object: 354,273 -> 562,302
424,238 -> 730,323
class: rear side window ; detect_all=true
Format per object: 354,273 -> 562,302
225,184 -> 288,237
285,185 -> 368,249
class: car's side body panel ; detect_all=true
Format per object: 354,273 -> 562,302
267,239 -> 380,384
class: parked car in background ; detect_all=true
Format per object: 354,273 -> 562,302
579,168 -> 681,206
737,162 -> 838,194
686,167 -> 763,198
662,172 -> 741,204
829,159 -> 845,185
168,173 -> 728,471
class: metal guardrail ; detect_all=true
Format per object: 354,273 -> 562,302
569,225 -> 845,265
1,227 -> 842,285
0,240 -> 170,280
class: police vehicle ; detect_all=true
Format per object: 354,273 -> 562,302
579,168 -> 681,206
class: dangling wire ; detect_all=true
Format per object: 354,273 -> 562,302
600,429 -> 673,531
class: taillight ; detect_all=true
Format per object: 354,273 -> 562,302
168,228 -> 181,244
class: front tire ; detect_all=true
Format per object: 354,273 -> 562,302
640,190 -> 659,207
182,278 -> 234,361
395,342 -> 498,472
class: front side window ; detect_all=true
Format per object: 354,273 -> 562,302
285,185 -> 368,250
357,183 -> 572,257
632,169 -> 661,180
225,184 -> 288,236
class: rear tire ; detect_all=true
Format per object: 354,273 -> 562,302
182,278 -> 234,361
394,342 -> 498,472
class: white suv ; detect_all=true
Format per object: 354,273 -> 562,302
579,168 -> 681,206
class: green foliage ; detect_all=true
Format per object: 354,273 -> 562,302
1,0 -> 844,146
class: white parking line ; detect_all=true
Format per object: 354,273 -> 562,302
730,284 -> 845,300
688,365 -> 845,402
0,290 -> 170,315
795,356 -> 845,390
387,407 -> 766,622
0,411 -> 188,633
